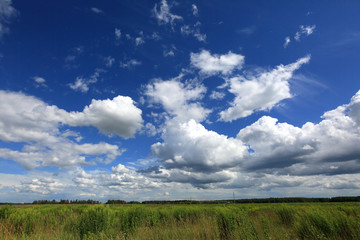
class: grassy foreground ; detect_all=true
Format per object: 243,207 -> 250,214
0,202 -> 359,239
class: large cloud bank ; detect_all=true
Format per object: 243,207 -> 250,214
0,90 -> 143,168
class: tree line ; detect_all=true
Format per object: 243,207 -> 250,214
32,199 -> 101,204
28,196 -> 360,205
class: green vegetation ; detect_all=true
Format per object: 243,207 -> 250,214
0,202 -> 359,239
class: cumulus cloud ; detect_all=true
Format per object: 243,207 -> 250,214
237,116 -> 314,170
219,55 -> 310,121
3,169 -> 360,202
65,96 -> 143,138
0,165 -> 169,201
142,67 -> 360,188
145,77 -> 210,122
0,0 -> 18,38
237,89 -> 360,175
152,0 -> 182,27
0,90 -> 143,168
18,177 -> 64,195
151,119 -> 248,174
72,164 -> 163,195
190,50 -> 245,76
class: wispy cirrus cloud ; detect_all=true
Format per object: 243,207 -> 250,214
181,22 -> 206,42
152,0 -> 182,27
91,7 -> 103,14
192,4 -> 198,16
115,28 -> 121,40
68,69 -> 105,92
294,25 -> 316,41
284,36 -> 291,48
120,59 -> 141,69
0,0 -> 18,38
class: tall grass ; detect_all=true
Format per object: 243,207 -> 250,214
0,202 -> 359,239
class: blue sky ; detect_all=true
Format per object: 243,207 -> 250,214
1,0 -> 360,202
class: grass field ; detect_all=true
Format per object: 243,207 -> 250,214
0,202 -> 359,239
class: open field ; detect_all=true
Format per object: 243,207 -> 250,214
0,202 -> 359,239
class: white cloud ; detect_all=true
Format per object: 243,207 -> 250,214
3,169 -> 360,202
145,77 -> 210,122
32,76 -> 47,88
209,91 -> 226,100
120,59 -> 141,69
135,36 -> 145,46
33,76 -> 45,84
65,55 -> 76,63
61,129 -> 83,142
151,119 -> 248,174
0,90 -> 143,168
219,55 -> 310,121
237,26 -> 256,35
68,69 -> 104,92
3,87 -> 360,197
237,89 -> 360,174
152,0 -> 182,27
180,22 -> 206,42
64,46 -> 84,70
237,116 -> 313,170
146,88 -> 360,186
145,166 -> 237,188
104,56 -> 115,67
144,122 -> 158,136
163,50 -> 175,57
65,96 -> 144,138
0,0 -> 17,38
91,7 -> 103,14
192,4 -> 198,16
150,32 -> 161,40
134,31 -> 145,46
72,164 -> 163,193
190,50 -> 245,76
115,28 -> 121,40
18,177 -> 65,195
284,36 -> 291,48
349,90 -> 360,125
294,25 -> 316,41
163,44 -> 176,57
69,77 -> 89,92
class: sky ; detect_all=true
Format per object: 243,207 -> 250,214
0,0 -> 360,202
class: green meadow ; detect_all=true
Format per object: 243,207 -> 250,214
0,202 -> 359,239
